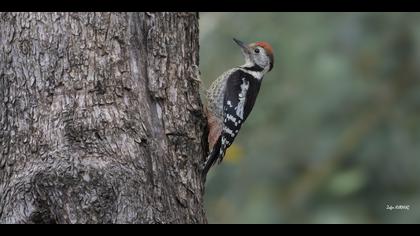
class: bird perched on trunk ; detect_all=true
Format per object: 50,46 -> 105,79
203,38 -> 274,175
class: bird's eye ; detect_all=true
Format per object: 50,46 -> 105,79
254,48 -> 260,53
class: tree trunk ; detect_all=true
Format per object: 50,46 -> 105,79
0,12 -> 207,224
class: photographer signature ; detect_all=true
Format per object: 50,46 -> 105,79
386,204 -> 410,211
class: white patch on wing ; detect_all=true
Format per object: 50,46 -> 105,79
227,100 -> 233,107
223,127 -> 235,138
220,137 -> 226,155
226,114 -> 237,123
235,78 -> 249,119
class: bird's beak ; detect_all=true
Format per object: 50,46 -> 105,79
233,38 -> 250,54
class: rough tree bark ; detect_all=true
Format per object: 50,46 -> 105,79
0,12 -> 207,224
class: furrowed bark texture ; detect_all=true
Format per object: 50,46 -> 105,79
0,12 -> 207,224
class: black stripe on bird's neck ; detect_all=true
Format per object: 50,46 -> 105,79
241,64 -> 264,72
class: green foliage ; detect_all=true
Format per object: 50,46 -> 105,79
200,12 -> 420,224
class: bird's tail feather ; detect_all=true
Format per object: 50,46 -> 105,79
202,136 -> 222,176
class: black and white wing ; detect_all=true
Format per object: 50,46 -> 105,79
203,70 -> 262,175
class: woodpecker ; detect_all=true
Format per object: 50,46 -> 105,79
203,38 -> 274,175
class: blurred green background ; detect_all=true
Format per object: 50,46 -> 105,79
199,12 -> 420,224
